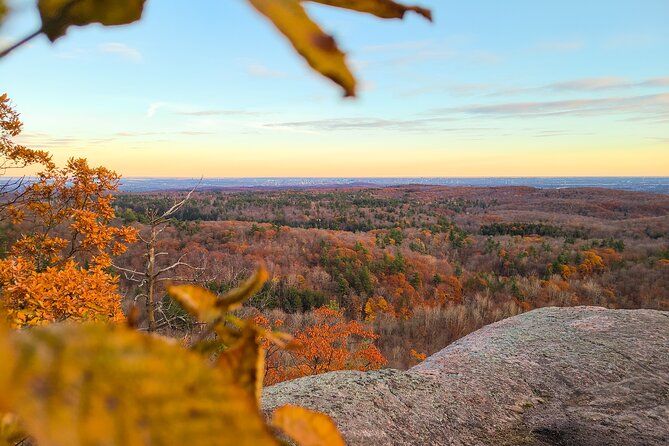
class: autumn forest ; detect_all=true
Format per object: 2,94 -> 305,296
1,0 -> 668,443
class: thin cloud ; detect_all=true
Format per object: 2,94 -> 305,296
146,102 -> 168,118
639,77 -> 669,88
115,131 -> 214,137
260,117 -> 494,133
264,117 -> 431,132
489,76 -> 669,97
536,40 -> 585,52
98,43 -> 142,62
548,77 -> 629,91
176,109 -> 267,117
431,93 -> 669,119
245,62 -> 289,78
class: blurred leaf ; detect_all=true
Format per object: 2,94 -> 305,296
38,0 -> 146,41
0,413 -> 25,446
0,1 -> 7,26
1,323 -> 279,446
247,0 -> 356,97
168,266 -> 268,324
217,324 -> 265,405
168,284 -> 221,323
307,0 -> 432,21
219,265 -> 269,311
272,405 -> 345,446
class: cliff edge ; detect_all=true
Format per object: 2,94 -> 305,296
262,306 -> 669,445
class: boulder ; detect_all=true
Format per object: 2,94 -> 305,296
262,306 -> 669,445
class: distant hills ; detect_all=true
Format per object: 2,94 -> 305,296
118,177 -> 669,194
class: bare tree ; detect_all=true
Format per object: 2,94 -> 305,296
113,184 -> 206,332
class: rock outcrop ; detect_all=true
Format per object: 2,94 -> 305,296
262,306 -> 669,445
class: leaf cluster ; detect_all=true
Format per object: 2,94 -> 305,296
0,266 -> 345,445
0,0 -> 432,96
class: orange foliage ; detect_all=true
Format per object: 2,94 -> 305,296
364,296 -> 395,321
410,348 -> 427,363
263,306 -> 386,385
560,264 -> 577,280
0,258 -> 124,327
0,97 -> 137,326
579,250 -> 605,276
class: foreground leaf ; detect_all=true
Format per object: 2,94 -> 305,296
168,266 -> 269,324
247,0 -> 356,97
219,265 -> 269,311
0,1 -> 7,26
307,0 -> 432,21
38,0 -> 146,41
217,324 -> 266,405
1,323 -> 278,446
167,284 -> 221,323
272,405 -> 345,446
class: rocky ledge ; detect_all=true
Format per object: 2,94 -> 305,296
262,306 -> 669,445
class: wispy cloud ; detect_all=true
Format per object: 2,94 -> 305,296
98,43 -> 142,62
115,131 -> 213,137
176,109 -> 267,117
15,133 -> 113,148
548,77 -> 629,91
398,82 -> 493,98
431,93 -> 669,120
144,101 -> 272,122
639,77 -> 669,88
146,102 -> 169,118
245,62 -> 289,78
536,40 -> 585,52
258,116 -> 499,134
489,76 -> 669,97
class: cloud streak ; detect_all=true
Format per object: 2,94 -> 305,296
260,116 -> 502,133
176,109 -> 267,117
536,40 -> 585,52
431,93 -> 669,119
98,43 -> 142,62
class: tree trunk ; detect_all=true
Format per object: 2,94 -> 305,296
147,225 -> 157,332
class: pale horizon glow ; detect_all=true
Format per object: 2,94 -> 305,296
1,0 -> 668,177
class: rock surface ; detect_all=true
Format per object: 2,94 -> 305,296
262,306 -> 669,445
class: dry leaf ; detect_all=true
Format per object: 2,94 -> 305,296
307,0 -> 432,21
272,405 -> 345,446
1,323 -> 278,446
247,0 -> 356,97
38,0 -> 146,41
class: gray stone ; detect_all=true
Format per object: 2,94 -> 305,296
262,306 -> 669,445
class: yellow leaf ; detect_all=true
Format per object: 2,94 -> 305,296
167,284 -> 221,323
168,266 -> 268,323
1,323 -> 279,446
307,0 -> 432,21
218,265 -> 269,311
217,324 -> 266,405
0,1 -> 7,25
38,0 -> 146,41
247,0 -> 356,97
0,320 -> 17,413
272,405 -> 345,446
0,413 -> 25,446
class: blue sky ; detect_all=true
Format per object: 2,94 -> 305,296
1,0 -> 668,177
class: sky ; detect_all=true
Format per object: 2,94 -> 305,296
0,0 -> 668,178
